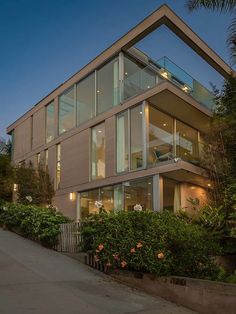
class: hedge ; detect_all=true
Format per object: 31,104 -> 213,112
0,200 -> 70,247
81,211 -> 221,279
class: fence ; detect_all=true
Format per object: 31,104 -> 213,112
55,222 -> 81,253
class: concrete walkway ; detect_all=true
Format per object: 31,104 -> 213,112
0,229 -> 196,314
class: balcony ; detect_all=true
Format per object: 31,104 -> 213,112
123,56 -> 215,111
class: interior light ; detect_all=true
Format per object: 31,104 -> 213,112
13,183 -> 18,192
98,130 -> 102,133
163,123 -> 167,127
125,72 -> 128,75
148,193 -> 151,196
139,111 -> 143,115
147,85 -> 150,89
96,90 -> 100,93
148,182 -> 152,185
207,183 -> 211,187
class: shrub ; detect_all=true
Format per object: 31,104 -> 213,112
81,211 -> 220,278
0,201 -> 70,247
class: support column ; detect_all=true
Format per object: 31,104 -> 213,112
153,174 -> 163,212
76,192 -> 81,221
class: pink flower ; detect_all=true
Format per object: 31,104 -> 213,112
121,260 -> 127,268
94,255 -> 99,262
95,249 -> 100,253
130,248 -> 136,253
136,242 -> 143,248
98,243 -> 104,251
157,252 -> 164,259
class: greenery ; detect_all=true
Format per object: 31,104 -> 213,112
0,154 -> 14,202
15,162 -> 55,206
81,211 -> 221,279
0,201 -> 70,247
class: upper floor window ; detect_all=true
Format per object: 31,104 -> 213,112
46,102 -> 55,143
97,57 -> 119,114
117,104 -> 145,173
59,87 -> 75,134
91,123 -> 105,180
76,73 -> 95,125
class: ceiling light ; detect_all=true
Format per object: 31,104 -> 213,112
96,90 -> 100,93
148,182 -> 152,185
207,183 -> 211,187
98,130 -> 102,133
139,111 -> 143,114
159,68 -> 169,79
147,85 -> 150,89
125,72 -> 128,75
182,84 -> 191,93
163,123 -> 166,127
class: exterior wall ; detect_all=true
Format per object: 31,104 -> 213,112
180,183 -> 208,215
13,117 -> 31,161
60,129 -> 90,189
32,108 -> 45,150
54,193 -> 77,220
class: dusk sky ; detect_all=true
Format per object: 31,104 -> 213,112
0,0 -> 233,138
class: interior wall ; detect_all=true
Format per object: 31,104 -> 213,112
180,183 -> 208,215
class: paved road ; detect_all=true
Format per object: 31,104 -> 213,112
0,228 -> 196,314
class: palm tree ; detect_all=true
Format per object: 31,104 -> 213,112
186,0 -> 236,64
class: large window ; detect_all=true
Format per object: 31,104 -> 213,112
130,104 -> 145,170
148,107 -> 174,165
46,102 -> 55,143
176,121 -> 199,163
124,178 -> 152,211
59,87 -> 75,134
116,104 -> 145,172
79,177 -> 152,218
91,123 -> 105,180
97,58 -> 119,114
117,111 -> 129,172
163,177 -> 180,212
76,73 -> 95,125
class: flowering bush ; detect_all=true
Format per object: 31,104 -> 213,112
81,211 -> 220,278
0,201 -> 70,247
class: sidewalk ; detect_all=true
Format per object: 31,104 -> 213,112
0,228 -> 196,314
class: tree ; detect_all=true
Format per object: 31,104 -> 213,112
0,154 -> 13,201
186,0 -> 236,64
15,162 -> 54,206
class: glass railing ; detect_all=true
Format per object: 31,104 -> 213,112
123,56 -> 215,111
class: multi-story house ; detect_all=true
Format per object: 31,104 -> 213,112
7,5 -> 232,219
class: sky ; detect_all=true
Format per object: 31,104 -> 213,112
0,0 -> 232,138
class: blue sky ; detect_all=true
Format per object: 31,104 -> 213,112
0,0 -> 232,138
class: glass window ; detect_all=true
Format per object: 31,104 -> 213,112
91,123 -> 105,180
59,87 -> 75,134
76,73 -> 95,125
148,107 -> 174,165
46,102 -> 55,143
130,104 -> 144,170
117,111 -> 129,172
80,189 -> 100,219
176,121 -> 199,163
97,58 -> 119,114
100,186 -> 114,212
124,178 -> 153,211
56,144 -> 61,189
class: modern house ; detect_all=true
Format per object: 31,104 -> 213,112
7,5 -> 232,220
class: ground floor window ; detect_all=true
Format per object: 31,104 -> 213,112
163,177 -> 181,212
79,177 -> 153,218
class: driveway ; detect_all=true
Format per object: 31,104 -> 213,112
0,228 -> 196,314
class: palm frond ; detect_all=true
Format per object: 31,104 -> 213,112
186,0 -> 236,13
227,16 -> 236,64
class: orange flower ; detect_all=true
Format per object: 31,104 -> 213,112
130,248 -> 136,253
136,242 -> 143,248
98,243 -> 104,251
157,252 -> 164,259
121,260 -> 127,268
